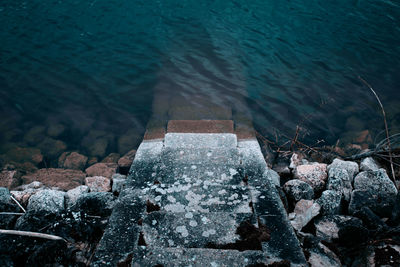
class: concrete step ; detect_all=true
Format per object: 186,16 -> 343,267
132,247 -> 268,267
161,147 -> 239,166
141,211 -> 255,248
164,133 -> 237,148
144,184 -> 252,213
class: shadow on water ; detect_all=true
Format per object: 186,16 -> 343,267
0,0 -> 399,162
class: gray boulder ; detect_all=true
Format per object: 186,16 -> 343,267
317,190 -> 342,215
283,179 -> 314,202
315,215 -> 368,245
308,242 -> 341,267
72,192 -> 116,216
66,185 -> 89,207
27,189 -> 65,214
328,158 -> 359,182
360,157 -> 380,171
326,167 -> 352,201
289,199 -> 320,231
349,169 -> 397,217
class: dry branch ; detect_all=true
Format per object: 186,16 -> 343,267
0,229 -> 67,242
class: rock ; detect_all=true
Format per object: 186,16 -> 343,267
59,152 -> 88,170
89,138 -> 108,158
3,147 -> 43,165
10,181 -> 45,206
328,158 -> 359,182
354,206 -> 388,231
354,129 -> 372,144
85,176 -> 111,192
294,163 -> 327,192
81,130 -> 113,158
101,153 -> 120,163
23,126 -> 46,145
0,187 -> 18,212
283,180 -> 314,202
86,163 -> 117,179
72,192 -> 116,217
88,157 -> 98,166
118,130 -> 141,155
349,169 -> 398,217
345,116 -> 365,131
360,157 -> 380,171
21,168 -> 86,191
46,123 -> 65,138
0,170 -> 18,189
308,242 -> 341,267
289,199 -> 321,231
289,153 -> 307,169
391,192 -> 400,225
66,185 -> 89,207
117,149 -> 136,174
317,190 -> 342,215
37,137 -> 67,158
112,175 -> 127,194
27,189 -> 65,213
315,215 -> 368,245
326,167 -> 352,201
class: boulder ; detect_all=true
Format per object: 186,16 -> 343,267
71,192 -> 116,217
0,170 -> 18,189
314,215 -> 368,245
88,138 -> 108,158
349,169 -> 397,217
111,174 -> 127,194
10,181 -> 45,206
118,130 -> 141,155
85,163 -> 117,179
327,158 -> 359,182
23,126 -> 46,145
294,163 -> 327,192
0,187 -> 18,212
317,190 -> 342,215
360,157 -> 380,171
66,185 -> 90,207
85,176 -> 111,192
101,153 -> 120,163
27,189 -> 65,214
59,152 -> 88,170
37,138 -> 67,158
21,168 -> 86,191
283,180 -> 314,202
308,243 -> 341,267
46,123 -> 65,138
117,149 -> 136,174
81,130 -> 112,158
289,199 -> 321,231
326,167 -> 352,201
354,206 -> 388,231
3,147 -> 43,165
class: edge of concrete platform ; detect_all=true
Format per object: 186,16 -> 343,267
167,120 -> 234,133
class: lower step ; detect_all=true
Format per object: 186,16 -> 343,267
132,247 -> 268,267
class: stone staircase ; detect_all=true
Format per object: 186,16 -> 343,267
92,120 -> 306,266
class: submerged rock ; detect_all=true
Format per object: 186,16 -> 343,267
101,153 -> 120,164
3,147 -> 43,165
117,149 -> 136,174
0,170 -> 18,189
289,199 -> 320,231
294,163 -> 327,192
349,169 -> 397,217
46,123 -> 65,138
21,168 -> 86,191
37,137 -> 67,158
283,179 -> 314,202
85,163 -> 117,179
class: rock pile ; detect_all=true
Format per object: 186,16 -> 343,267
281,154 -> 400,266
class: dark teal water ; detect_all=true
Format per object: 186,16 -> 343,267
1,0 -> 400,158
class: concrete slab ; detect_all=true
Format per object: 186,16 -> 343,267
131,247 -> 268,267
168,120 -> 234,133
144,184 -> 252,213
141,211 -> 254,248
164,133 -> 237,148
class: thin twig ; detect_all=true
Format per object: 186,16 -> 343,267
10,195 -> 26,213
0,229 -> 67,242
358,76 -> 396,186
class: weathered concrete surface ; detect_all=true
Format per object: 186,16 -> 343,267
93,120 -> 306,266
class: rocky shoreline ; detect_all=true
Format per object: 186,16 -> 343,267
1,136 -> 400,265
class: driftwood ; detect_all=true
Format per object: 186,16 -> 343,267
0,229 -> 66,242
9,195 -> 26,213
